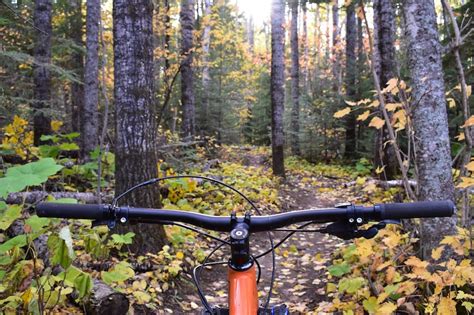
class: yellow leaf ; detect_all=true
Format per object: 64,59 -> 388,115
385,103 -> 401,112
334,107 -> 351,118
382,78 -> 398,94
369,99 -> 380,108
431,246 -> 445,260
51,120 -> 63,132
466,161 -> 474,172
447,98 -> 456,108
375,166 -> 385,174
176,251 -> 184,260
467,85 -> 472,97
437,296 -> 456,314
456,132 -> 466,141
357,110 -> 370,121
456,177 -> 474,188
461,115 -> 474,128
376,302 -> 397,315
345,100 -> 357,106
404,256 -> 429,269
369,117 -> 385,129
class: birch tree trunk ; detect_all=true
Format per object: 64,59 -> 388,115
331,0 -> 340,95
113,0 -> 166,254
200,0 -> 212,136
33,0 -> 52,145
180,0 -> 196,139
290,0 -> 300,156
403,0 -> 457,257
83,0 -> 100,157
373,0 -> 398,179
271,0 -> 286,177
343,3 -> 357,159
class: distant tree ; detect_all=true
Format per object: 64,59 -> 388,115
33,0 -> 52,145
114,0 -> 166,254
180,0 -> 196,139
69,0 -> 84,135
82,0 -> 100,158
200,0 -> 212,136
403,0 -> 457,257
331,0 -> 340,94
373,0 -> 397,179
343,3 -> 357,159
290,0 -> 301,156
271,0 -> 286,176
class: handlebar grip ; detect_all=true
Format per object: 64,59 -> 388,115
378,200 -> 455,220
36,202 -> 110,220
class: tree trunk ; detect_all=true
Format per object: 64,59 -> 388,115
373,0 -> 398,179
344,3 -> 357,160
113,0 -> 167,255
82,0 -> 100,158
180,0 -> 196,139
69,0 -> 84,136
290,0 -> 300,156
331,0 -> 340,94
271,0 -> 286,177
200,0 -> 211,136
33,0 -> 52,145
403,0 -> 457,257
301,0 -> 308,88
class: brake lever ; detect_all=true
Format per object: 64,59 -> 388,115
321,219 -> 401,240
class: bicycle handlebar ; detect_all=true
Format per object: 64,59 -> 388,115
36,200 -> 455,232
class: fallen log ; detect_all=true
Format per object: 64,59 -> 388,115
84,280 -> 129,315
346,179 -> 417,188
5,192 -> 113,205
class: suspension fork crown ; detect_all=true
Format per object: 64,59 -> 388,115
229,211 -> 253,271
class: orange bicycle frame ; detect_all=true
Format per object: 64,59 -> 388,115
228,265 -> 258,315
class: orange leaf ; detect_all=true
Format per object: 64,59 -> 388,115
334,107 -> 351,118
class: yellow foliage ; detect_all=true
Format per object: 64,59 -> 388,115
357,110 -> 370,121
461,115 -> 474,128
51,120 -> 63,132
437,296 -> 456,314
368,117 -> 385,129
1,115 -> 36,160
334,107 -> 351,118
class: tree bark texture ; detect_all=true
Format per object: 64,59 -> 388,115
200,0 -> 211,136
180,0 -> 196,139
301,0 -> 308,88
373,0 -> 398,179
70,0 -> 84,135
290,0 -> 300,156
271,0 -> 286,177
82,0 -> 100,157
33,0 -> 52,145
113,0 -> 166,255
344,4 -> 357,160
331,0 -> 340,94
403,0 -> 457,256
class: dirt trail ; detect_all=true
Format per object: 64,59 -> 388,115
191,148 -> 353,314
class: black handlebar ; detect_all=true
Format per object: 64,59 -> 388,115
36,200 -> 455,232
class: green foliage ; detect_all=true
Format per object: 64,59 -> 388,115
0,158 -> 63,198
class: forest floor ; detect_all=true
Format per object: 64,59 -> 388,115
162,147 -> 363,314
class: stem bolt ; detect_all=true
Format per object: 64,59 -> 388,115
348,218 -> 355,223
120,217 -> 127,223
356,218 -> 363,224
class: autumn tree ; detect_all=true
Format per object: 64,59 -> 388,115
33,0 -> 52,145
403,0 -> 457,257
180,0 -> 196,139
82,0 -> 100,158
270,0 -> 286,176
114,0 -> 166,254
290,0 -> 300,156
